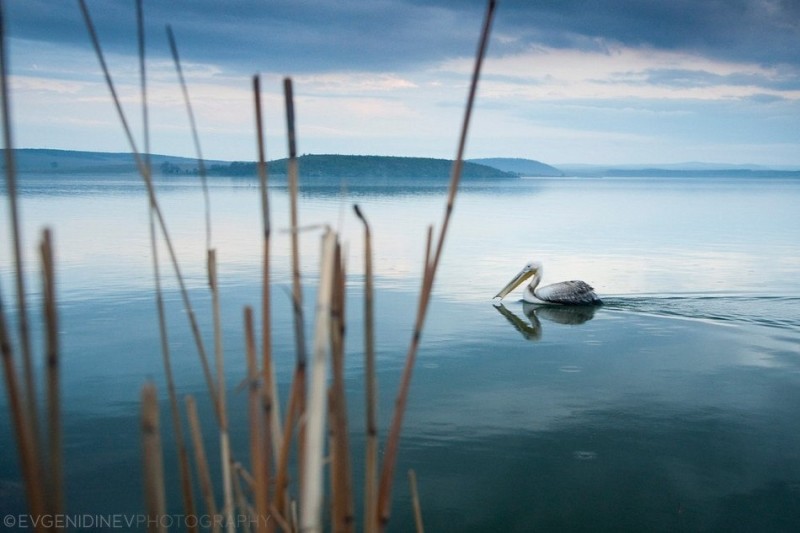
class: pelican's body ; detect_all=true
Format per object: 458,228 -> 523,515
494,261 -> 602,305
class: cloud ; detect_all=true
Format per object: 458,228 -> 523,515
442,45 -> 800,103
4,0 -> 485,74
7,0 -> 799,76
494,0 -> 800,68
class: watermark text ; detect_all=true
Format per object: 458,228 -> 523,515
3,513 -> 270,530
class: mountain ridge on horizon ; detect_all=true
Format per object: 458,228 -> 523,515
558,161 -> 800,172
3,148 -> 798,176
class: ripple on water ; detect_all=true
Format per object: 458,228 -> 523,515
603,295 -> 800,333
573,450 -> 598,461
559,365 -> 582,373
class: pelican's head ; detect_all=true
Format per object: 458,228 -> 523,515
494,260 -> 542,300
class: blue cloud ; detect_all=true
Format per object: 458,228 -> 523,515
5,0 -> 799,75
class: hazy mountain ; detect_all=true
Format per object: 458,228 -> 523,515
1,148 -> 229,173
468,157 -> 564,177
557,162 -> 800,176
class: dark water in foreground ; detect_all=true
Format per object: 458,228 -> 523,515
2,175 -> 800,531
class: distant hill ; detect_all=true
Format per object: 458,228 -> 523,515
214,154 -> 516,179
602,168 -> 800,178
1,148 -> 227,174
4,149 -> 516,180
556,162 -> 800,178
468,157 -> 564,177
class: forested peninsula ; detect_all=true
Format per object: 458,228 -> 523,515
204,154 -> 516,179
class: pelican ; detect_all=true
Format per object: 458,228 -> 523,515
494,261 -> 602,305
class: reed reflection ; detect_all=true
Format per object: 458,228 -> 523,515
493,301 -> 598,341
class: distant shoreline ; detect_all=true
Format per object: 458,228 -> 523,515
2,148 -> 799,179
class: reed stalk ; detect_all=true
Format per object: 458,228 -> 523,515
285,77 -> 306,367
150,200 -> 198,531
136,2 -> 197,527
269,504 -> 292,533
408,470 -> 424,533
79,0 -> 222,425
327,394 -> 338,528
285,76 -> 307,466
0,289 -> 45,532
167,29 -> 235,528
273,372 -> 300,525
185,395 -> 221,533
299,228 -> 337,533
220,433 -> 235,533
0,7 -> 47,528
141,382 -> 167,533
353,204 -> 379,533
232,463 -> 253,533
253,74 -> 282,469
329,243 -> 354,532
40,228 -> 64,522
166,24 -> 211,251
274,77 -> 306,523
0,4 -> 45,510
236,462 -> 256,491
208,250 -> 235,533
245,306 -> 270,533
376,1 -> 497,528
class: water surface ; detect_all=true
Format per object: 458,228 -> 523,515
1,174 -> 799,531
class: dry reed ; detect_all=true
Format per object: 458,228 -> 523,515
244,306 -> 270,532
0,288 -> 45,533
40,228 -> 64,521
285,76 -> 307,370
408,470 -> 424,533
0,4 -> 46,527
353,204 -> 379,533
167,24 -> 237,532
78,0 -> 222,428
136,1 -> 197,526
273,77 -> 307,524
185,394 -> 221,533
208,249 -> 236,533
253,74 -> 283,470
252,75 -> 279,533
376,0 -> 497,528
232,463 -> 253,533
141,382 -> 167,533
329,243 -> 354,532
166,24 -> 211,250
300,228 -> 338,533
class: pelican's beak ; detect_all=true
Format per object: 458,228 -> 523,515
494,266 -> 534,300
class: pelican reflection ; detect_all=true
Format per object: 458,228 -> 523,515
493,301 -> 598,341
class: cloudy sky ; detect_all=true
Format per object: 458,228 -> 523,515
4,0 -> 800,166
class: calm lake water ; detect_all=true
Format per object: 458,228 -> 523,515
2,173 -> 800,531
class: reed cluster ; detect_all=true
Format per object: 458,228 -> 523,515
0,1 -> 496,531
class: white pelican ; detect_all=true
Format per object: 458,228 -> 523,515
494,261 -> 602,305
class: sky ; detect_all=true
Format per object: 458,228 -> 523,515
3,0 -> 800,167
